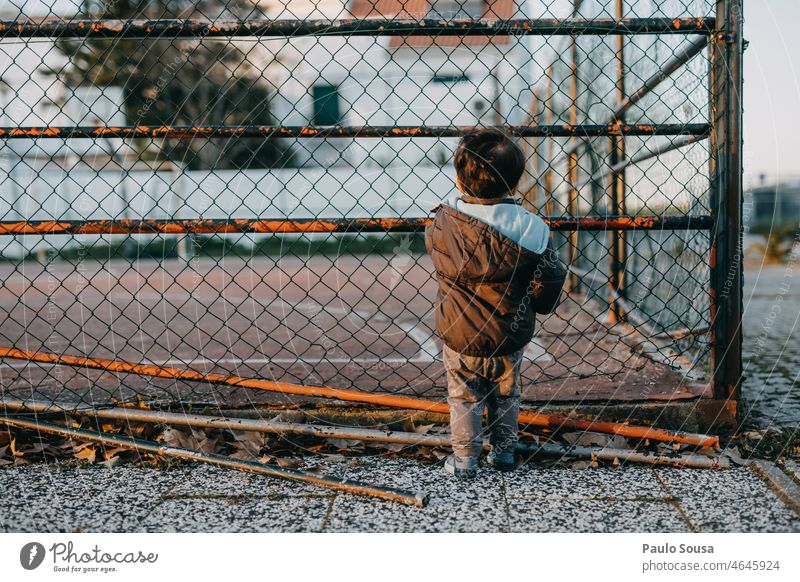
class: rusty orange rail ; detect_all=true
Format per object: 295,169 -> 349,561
0,215 -> 712,236
0,346 -> 719,447
0,123 -> 710,140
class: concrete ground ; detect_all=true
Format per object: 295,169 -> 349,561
1,457 -> 799,533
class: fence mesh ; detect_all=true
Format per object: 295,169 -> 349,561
0,0 -> 717,410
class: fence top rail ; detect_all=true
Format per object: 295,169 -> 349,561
0,215 -> 714,235
0,17 -> 715,39
0,124 -> 711,140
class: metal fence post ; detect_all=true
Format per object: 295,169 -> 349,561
566,18 -> 580,292
609,0 -> 627,324
710,0 -> 744,401
544,65 -> 555,215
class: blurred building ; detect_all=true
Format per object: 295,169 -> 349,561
261,0 -> 527,168
745,176 -> 800,229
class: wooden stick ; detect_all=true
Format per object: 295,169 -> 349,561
2,399 -> 729,469
0,413 -> 428,507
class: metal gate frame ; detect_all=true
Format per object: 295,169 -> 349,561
0,0 -> 744,431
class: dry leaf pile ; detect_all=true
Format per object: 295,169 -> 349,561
0,412 -> 735,470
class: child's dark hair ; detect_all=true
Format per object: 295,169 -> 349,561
454,128 -> 525,199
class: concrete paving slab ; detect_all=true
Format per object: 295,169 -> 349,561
507,498 -> 688,532
3,460 -> 800,533
324,456 -> 509,532
168,461 -> 346,498
140,496 -> 331,533
655,467 -> 800,532
0,465 -> 182,533
504,465 -> 667,500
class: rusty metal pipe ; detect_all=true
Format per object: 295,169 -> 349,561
0,123 -> 711,140
0,18 -> 715,39
0,346 -> 719,447
517,442 -> 730,469
0,399 -> 729,469
0,413 -> 428,506
0,215 -> 713,236
608,0 -> 628,325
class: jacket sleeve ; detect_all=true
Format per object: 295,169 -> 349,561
531,239 -> 567,315
424,205 -> 441,257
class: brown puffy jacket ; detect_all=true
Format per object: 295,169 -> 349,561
425,197 -> 567,357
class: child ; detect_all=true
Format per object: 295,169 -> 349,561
425,128 -> 566,478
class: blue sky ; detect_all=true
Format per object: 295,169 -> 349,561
744,1 -> 800,186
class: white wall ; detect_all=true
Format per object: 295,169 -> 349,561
1,164 -> 459,257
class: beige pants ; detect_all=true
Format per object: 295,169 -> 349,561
442,344 -> 523,459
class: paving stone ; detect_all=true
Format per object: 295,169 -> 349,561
504,465 -> 667,500
3,461 -> 799,533
168,462 -> 344,498
140,496 -> 331,533
0,464 -> 182,532
324,456 -> 509,532
656,467 -> 800,532
507,498 -> 688,532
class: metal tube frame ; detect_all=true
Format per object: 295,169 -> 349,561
709,0 -> 744,402
0,18 -> 715,39
0,124 -> 710,139
1,399 -> 731,469
0,345 -> 719,447
609,0 -> 628,324
0,215 -> 714,235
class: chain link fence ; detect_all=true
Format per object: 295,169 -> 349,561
0,0 -> 740,412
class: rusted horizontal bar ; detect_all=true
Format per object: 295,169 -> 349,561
1,398 -> 730,469
0,123 -> 711,140
0,413 -> 428,506
0,18 -> 715,39
0,215 -> 712,236
0,346 -> 719,447
0,217 -> 430,235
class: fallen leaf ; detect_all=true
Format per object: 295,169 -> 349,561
326,438 -> 365,452
562,431 -> 611,448
722,446 -> 746,466
230,431 -> 269,456
412,423 -> 435,434
275,457 -> 303,468
102,447 -> 129,460
376,442 -> 406,453
98,456 -> 122,468
75,447 -> 97,464
321,454 -> 346,462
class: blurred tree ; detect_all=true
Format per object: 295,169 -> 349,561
57,0 -> 293,170
750,222 -> 800,262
